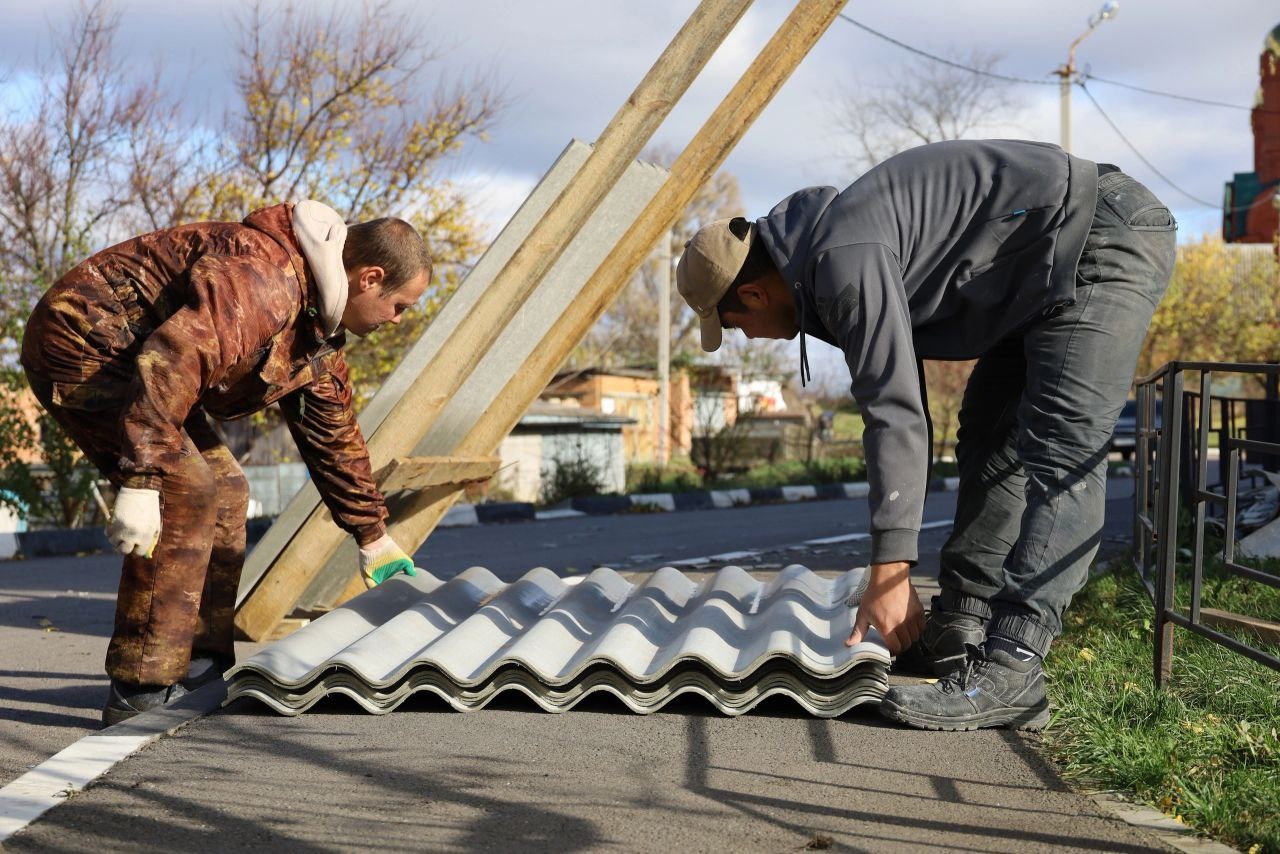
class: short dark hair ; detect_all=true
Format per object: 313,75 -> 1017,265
342,217 -> 433,293
717,220 -> 775,314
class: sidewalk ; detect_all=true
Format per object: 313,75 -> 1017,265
0,478 -> 1217,852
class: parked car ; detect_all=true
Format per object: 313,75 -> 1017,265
1111,399 -> 1162,460
1111,400 -> 1138,460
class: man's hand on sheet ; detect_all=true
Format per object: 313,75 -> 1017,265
845,561 -> 925,654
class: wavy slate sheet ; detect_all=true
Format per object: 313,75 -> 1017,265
225,565 -> 890,718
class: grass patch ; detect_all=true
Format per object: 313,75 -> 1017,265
625,457 -> 867,494
712,458 -> 866,490
1044,560 -> 1280,852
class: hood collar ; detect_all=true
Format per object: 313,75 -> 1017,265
755,187 -> 839,388
290,200 -> 349,338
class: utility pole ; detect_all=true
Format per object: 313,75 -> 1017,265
1052,0 -> 1119,152
656,229 -> 672,464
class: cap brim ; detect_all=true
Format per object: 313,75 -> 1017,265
698,311 -> 722,352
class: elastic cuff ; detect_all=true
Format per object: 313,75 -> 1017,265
353,522 -> 388,548
871,529 -> 918,565
988,608 -> 1057,658
122,474 -> 163,491
935,589 -> 993,622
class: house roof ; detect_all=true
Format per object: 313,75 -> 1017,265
225,564 -> 890,717
520,401 -> 636,428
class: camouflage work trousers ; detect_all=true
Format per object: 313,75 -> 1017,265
25,373 -> 249,686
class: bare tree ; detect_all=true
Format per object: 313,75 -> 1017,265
0,2 -> 185,317
923,359 -> 976,462
834,48 -> 1025,174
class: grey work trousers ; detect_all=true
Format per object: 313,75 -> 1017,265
936,170 -> 1177,656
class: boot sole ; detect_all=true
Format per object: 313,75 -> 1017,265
879,698 -> 1051,732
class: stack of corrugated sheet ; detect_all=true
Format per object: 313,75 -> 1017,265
224,564 -> 889,718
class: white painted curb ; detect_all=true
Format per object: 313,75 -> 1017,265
0,681 -> 226,842
630,493 -> 676,512
781,485 -> 818,502
710,488 -> 751,508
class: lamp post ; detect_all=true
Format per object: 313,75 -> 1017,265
1053,0 -> 1119,152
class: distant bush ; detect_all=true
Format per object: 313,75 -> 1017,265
626,462 -> 704,494
712,457 -> 865,490
539,441 -> 608,507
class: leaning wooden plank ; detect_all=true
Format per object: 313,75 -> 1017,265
233,1 -> 748,640
304,0 -> 852,614
476,0 -> 855,432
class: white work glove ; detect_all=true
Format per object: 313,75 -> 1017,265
358,534 -> 418,589
107,487 -> 162,558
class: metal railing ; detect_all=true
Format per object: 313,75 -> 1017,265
1133,361 -> 1280,687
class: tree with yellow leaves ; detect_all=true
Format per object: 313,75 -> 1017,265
1138,237 -> 1280,385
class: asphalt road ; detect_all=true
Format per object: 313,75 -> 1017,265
1,480 -> 1159,851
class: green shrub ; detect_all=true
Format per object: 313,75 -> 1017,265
539,441 -> 608,507
626,462 -> 704,494
710,457 -> 866,490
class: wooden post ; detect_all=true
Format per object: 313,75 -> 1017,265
234,0 -> 751,640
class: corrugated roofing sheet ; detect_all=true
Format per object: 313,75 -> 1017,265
225,564 -> 889,718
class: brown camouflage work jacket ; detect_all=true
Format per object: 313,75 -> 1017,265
23,204 -> 387,542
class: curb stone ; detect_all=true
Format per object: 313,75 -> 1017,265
0,477 -> 962,560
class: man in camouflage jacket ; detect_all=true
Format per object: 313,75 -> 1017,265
21,201 -> 429,724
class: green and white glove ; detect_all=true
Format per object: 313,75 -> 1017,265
107,487 -> 162,558
358,534 -> 417,589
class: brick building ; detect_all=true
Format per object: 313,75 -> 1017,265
1224,22 -> 1280,247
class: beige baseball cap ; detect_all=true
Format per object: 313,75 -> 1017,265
675,217 -> 757,352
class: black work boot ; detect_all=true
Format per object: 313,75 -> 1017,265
879,642 -> 1050,732
892,609 -> 986,677
102,679 -> 190,727
182,654 -> 234,691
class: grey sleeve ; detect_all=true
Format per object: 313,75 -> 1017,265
812,243 -> 929,564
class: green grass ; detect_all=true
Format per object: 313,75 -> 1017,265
625,457 -> 867,494
712,458 -> 866,489
1043,560 -> 1280,852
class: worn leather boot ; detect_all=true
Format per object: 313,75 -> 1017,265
891,609 -> 986,677
879,643 -> 1050,732
102,679 -> 190,727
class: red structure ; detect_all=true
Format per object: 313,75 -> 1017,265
1224,23 -> 1280,246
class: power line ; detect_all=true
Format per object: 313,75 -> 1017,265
1083,73 -> 1270,114
836,14 -> 1058,87
1076,82 -> 1220,209
837,13 -> 1273,115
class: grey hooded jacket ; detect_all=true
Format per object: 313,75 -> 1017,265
754,139 -> 1098,565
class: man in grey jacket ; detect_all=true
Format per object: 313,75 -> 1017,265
675,139 -> 1175,731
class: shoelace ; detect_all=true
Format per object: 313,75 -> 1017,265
939,646 -> 987,694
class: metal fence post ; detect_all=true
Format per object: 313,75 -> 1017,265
1153,368 -> 1183,688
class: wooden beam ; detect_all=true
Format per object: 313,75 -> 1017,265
234,1 -> 749,640
375,456 -> 499,495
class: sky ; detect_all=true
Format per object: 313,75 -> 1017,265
1,0 -> 1276,388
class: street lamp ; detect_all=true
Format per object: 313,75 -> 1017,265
1054,0 -> 1119,152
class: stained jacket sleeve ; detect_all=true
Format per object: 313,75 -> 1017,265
812,243 -> 929,565
119,255 -> 294,485
277,355 -> 389,546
